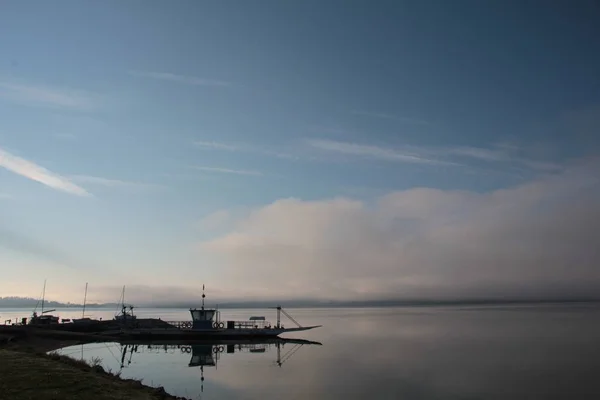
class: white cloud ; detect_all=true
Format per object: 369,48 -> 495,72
193,166 -> 263,176
0,147 -> 90,196
69,175 -> 164,191
198,210 -> 232,231
199,158 -> 600,301
306,139 -> 457,166
129,71 -> 231,87
0,81 -> 93,110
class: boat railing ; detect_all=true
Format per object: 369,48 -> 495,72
166,321 -> 195,330
165,320 -> 274,330
231,320 -> 273,329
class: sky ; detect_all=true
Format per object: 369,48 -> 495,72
1,1 -> 599,304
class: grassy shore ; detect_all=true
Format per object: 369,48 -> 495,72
0,332 -> 189,400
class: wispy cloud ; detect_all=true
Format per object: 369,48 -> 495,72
0,80 -> 93,110
0,147 -> 90,196
69,175 -> 164,191
307,138 -> 563,172
447,145 -> 563,172
0,226 -> 111,272
446,146 -> 507,162
0,227 -> 78,268
306,139 -> 457,166
197,136 -> 560,173
352,111 -> 431,126
193,140 -> 298,160
193,166 -> 263,176
194,141 -> 239,152
129,71 -> 232,87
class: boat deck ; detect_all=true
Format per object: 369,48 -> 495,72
165,320 -> 276,330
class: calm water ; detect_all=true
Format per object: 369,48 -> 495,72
3,304 -> 600,399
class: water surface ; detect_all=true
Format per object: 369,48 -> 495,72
4,304 -> 600,399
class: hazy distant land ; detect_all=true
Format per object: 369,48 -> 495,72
2,296 -> 599,309
0,297 -> 120,309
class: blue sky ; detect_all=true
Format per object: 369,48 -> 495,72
1,1 -> 599,303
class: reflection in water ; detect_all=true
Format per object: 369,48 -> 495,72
60,338 -> 322,399
49,305 -> 600,399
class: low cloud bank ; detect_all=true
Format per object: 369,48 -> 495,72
199,158 -> 600,301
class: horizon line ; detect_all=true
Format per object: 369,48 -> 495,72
4,297 -> 600,309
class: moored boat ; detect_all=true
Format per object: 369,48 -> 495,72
28,280 -> 60,326
114,286 -> 321,339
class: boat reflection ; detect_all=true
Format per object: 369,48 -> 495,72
114,338 -> 322,394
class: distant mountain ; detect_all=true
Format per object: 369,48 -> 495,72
0,296 -> 118,308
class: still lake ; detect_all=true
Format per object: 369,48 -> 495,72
3,304 -> 600,399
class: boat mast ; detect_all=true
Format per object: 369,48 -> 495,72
276,305 -> 281,329
121,286 -> 126,314
41,279 -> 46,314
82,282 -> 88,318
271,305 -> 301,329
201,284 -> 205,311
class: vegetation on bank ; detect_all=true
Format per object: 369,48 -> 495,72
0,336 -> 189,400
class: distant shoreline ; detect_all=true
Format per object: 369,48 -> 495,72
2,298 -> 600,309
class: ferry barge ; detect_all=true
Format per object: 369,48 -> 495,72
112,286 -> 321,340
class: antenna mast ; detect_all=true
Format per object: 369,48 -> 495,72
121,286 -> 126,315
41,279 -> 46,314
201,284 -> 205,310
82,282 -> 88,318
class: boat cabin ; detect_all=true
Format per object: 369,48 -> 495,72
189,308 -> 218,329
188,344 -> 217,367
29,312 -> 59,325
115,305 -> 137,322
187,309 -> 274,330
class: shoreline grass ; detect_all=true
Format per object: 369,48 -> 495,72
0,335 -> 190,400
